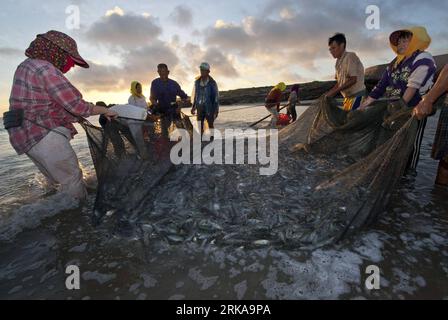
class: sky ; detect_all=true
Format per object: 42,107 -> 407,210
1,0 -> 448,113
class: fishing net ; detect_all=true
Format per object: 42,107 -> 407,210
80,97 -> 418,248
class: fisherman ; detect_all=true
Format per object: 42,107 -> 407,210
326,33 -> 366,111
286,84 -> 300,122
191,62 -> 220,135
360,27 -> 437,173
4,30 -> 117,200
150,63 -> 189,137
265,82 -> 286,128
128,81 -> 148,109
413,64 -> 448,186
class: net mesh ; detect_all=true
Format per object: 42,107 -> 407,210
80,97 -> 418,248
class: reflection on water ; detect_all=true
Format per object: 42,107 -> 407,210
0,105 -> 447,299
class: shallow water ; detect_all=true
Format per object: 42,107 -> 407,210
0,105 -> 447,300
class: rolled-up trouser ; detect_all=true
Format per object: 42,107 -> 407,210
266,107 -> 279,128
26,127 -> 87,199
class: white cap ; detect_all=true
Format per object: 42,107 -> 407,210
199,62 -> 210,71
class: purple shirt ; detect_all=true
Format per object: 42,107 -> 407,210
150,78 -> 188,115
369,50 -> 436,108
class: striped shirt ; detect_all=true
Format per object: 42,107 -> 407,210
7,58 -> 93,155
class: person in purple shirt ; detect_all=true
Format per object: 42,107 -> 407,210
150,63 -> 189,137
360,27 -> 437,173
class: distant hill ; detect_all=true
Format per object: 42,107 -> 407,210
365,54 -> 448,80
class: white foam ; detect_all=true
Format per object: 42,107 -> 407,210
0,192 -> 80,241
261,232 -> 385,299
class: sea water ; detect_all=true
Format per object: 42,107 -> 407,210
0,105 -> 447,299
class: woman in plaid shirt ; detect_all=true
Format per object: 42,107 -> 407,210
7,31 -> 117,200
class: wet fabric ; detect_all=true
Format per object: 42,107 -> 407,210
26,126 -> 86,199
81,96 -> 419,248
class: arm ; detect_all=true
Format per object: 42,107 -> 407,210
328,54 -> 362,98
277,90 -> 283,111
91,105 -> 118,120
43,67 -> 116,120
402,87 -> 418,105
326,76 -> 357,98
191,83 -> 197,115
326,81 -> 339,98
149,82 -> 157,107
176,83 -> 189,101
414,65 -> 448,119
214,82 -> 220,115
360,69 -> 390,109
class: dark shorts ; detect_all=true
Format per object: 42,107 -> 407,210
197,111 -> 215,126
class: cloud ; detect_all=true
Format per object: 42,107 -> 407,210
203,0 -> 409,76
70,61 -> 123,91
201,47 -> 239,77
70,0 -> 448,95
105,6 -> 124,17
85,7 -> 161,49
181,42 -> 239,78
74,7 -> 181,93
204,21 -> 253,54
71,41 -> 180,92
123,41 -> 180,79
170,5 -> 193,27
0,47 -> 22,57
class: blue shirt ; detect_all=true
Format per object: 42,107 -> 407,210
150,78 -> 188,115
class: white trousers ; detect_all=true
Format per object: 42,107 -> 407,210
26,127 -> 87,199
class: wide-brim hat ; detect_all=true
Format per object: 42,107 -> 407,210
199,62 -> 211,71
389,26 -> 431,51
39,30 -> 89,68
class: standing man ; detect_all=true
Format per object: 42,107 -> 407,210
150,63 -> 189,137
326,33 -> 366,111
191,62 -> 219,135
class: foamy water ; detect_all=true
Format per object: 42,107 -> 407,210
0,104 -> 447,300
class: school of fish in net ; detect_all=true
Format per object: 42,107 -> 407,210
80,96 -> 418,249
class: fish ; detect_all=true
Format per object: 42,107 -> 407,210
84,97 -> 417,248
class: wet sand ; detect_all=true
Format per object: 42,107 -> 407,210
0,105 -> 447,300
